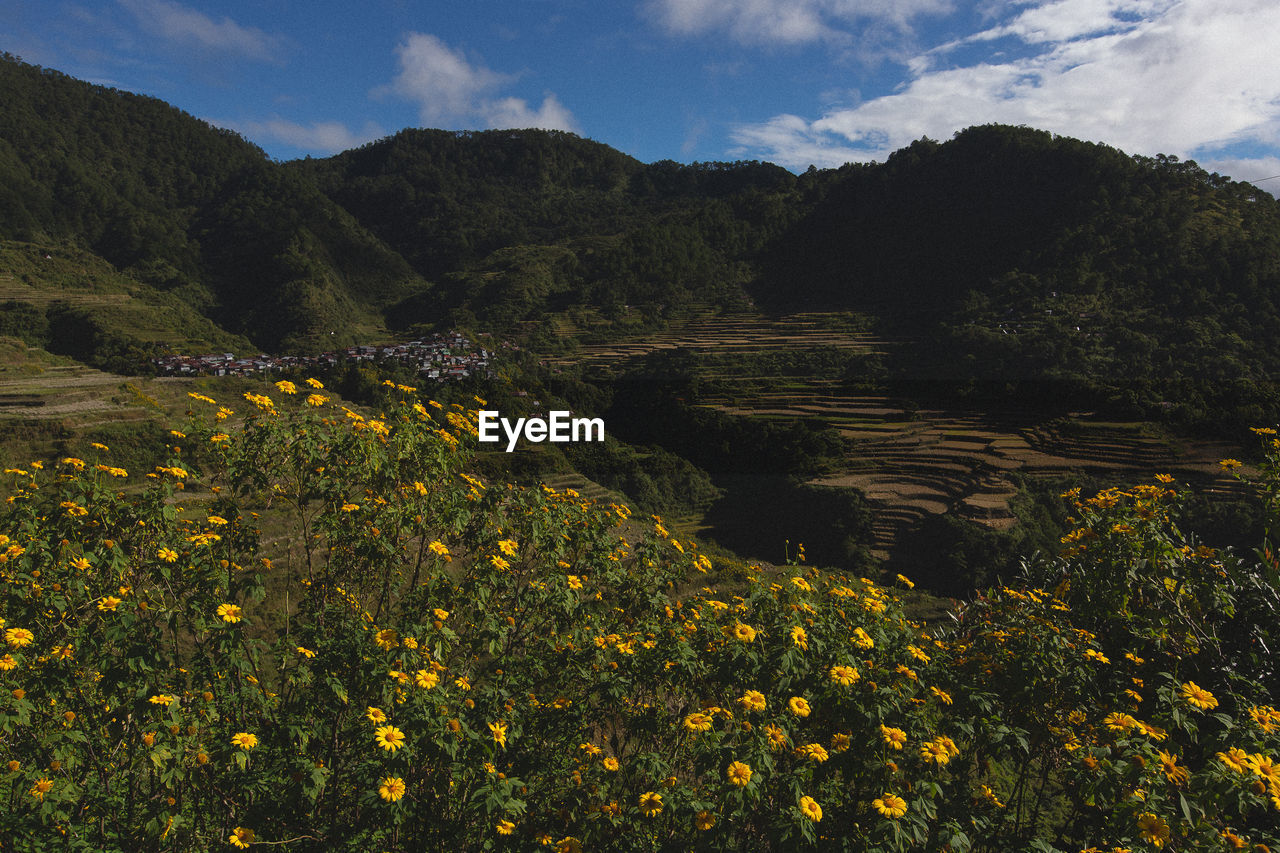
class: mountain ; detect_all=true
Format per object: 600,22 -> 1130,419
0,53 -> 424,352
4,53 -> 1280,432
754,125 -> 1280,425
292,128 -> 799,332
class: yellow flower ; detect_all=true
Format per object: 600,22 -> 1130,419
1137,812 -> 1169,848
230,732 -> 258,750
764,724 -> 789,752
726,760 -> 752,787
795,743 -> 829,763
554,837 -> 582,853
428,541 -> 450,558
229,827 -> 255,849
920,739 -> 953,765
296,646 -> 316,659
366,706 -> 387,724
829,664 -> 859,686
1218,747 -> 1250,773
684,711 -> 713,733
798,795 -> 822,823
275,380 -> 297,395
831,732 -> 852,752
0,655 -> 15,671
695,810 -> 716,830
1104,712 -> 1138,733
149,694 -> 174,706
872,793 -> 907,819
639,791 -> 663,817
790,625 -> 809,649
930,686 -> 953,705
375,725 -> 406,752
71,557 -> 90,571
1180,681 -> 1218,711
788,696 -> 811,718
603,756 -> 619,771
1136,720 -> 1168,741
738,690 -> 767,712
732,622 -> 757,642
340,502 -> 360,512
498,539 -> 519,556
414,669 -> 440,689
495,819 -> 515,835
1250,705 -> 1280,733
567,574 -> 583,590
851,627 -> 874,649
1250,753 -> 1280,787
4,628 -> 34,648
880,725 -> 907,750
378,776 -> 406,802
375,628 -> 399,650
157,547 -> 178,563
1158,751 -> 1190,786
29,777 -> 53,801
216,603 -> 243,624
97,596 -> 122,612
489,721 -> 507,748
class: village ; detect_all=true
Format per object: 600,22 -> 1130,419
152,331 -> 504,381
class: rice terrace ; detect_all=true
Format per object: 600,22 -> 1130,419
556,309 -> 1247,567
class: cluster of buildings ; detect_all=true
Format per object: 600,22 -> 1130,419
153,332 -> 502,381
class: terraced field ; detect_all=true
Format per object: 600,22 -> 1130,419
560,311 -> 1247,564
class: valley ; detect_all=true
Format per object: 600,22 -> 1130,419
556,310 -> 1248,568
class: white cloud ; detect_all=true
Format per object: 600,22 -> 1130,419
731,0 -> 1280,170
1198,155 -> 1280,192
118,0 -> 283,62
644,0 -> 952,46
384,32 -> 578,132
226,118 -> 386,155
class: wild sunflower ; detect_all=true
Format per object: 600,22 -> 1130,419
873,793 -> 907,819
378,776 -> 406,802
375,725 -> 406,752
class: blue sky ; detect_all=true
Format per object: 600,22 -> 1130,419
6,0 -> 1280,184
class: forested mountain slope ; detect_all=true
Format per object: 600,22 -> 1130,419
4,53 -> 1280,433
754,126 -> 1280,426
293,128 -> 801,331
0,54 -> 424,351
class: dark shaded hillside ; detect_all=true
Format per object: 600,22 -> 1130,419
0,54 -> 424,352
755,125 -> 1280,427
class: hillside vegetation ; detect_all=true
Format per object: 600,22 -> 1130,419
2,385 -> 1280,850
5,53 -> 1280,426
